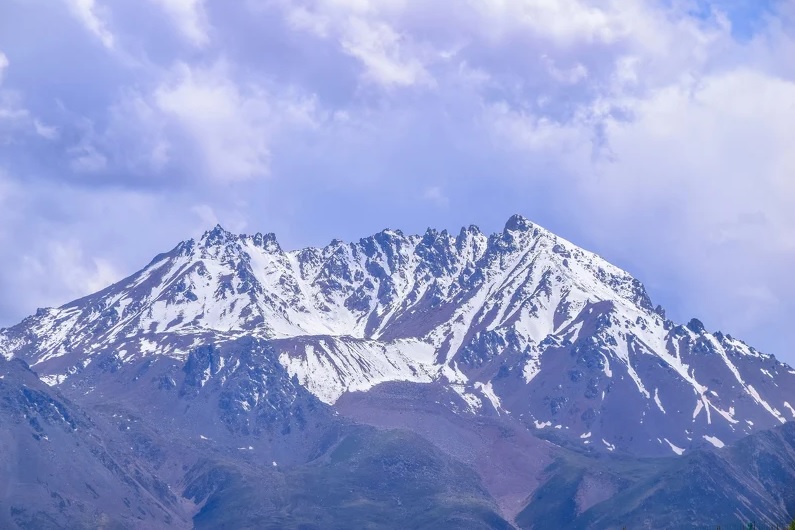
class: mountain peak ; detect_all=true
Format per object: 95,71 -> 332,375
251,232 -> 282,253
503,214 -> 534,233
687,318 -> 706,334
200,224 -> 237,247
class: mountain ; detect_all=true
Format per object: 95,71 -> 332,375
0,352 -> 510,529
0,356 -> 188,529
3,215 -> 793,459
516,420 -> 795,529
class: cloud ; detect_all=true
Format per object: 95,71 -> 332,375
541,55 -> 588,85
147,60 -> 322,182
471,0 -> 627,45
33,120 -> 59,140
1,0 -> 795,363
19,240 -> 122,305
149,0 -> 210,47
65,0 -> 115,49
51,59 -> 324,185
153,61 -> 273,181
0,52 -> 8,82
283,2 -> 436,88
340,18 -> 434,88
422,186 -> 449,208
0,53 -> 32,134
69,143 -> 109,173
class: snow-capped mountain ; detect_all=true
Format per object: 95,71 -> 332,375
2,215 -> 794,457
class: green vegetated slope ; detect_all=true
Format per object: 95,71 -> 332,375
517,422 -> 795,529
185,427 -> 511,530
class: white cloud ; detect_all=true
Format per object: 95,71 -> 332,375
153,62 -> 273,181
191,203 -> 219,227
541,55 -> 588,85
0,52 -> 8,83
281,0 -> 438,88
69,145 -> 109,173
34,120 -> 59,140
17,240 -> 122,309
149,0 -> 210,47
104,90 -> 172,174
589,67 -> 795,254
148,61 -> 322,182
340,18 -> 434,87
0,168 -> 15,209
0,54 -> 34,135
65,0 -> 115,49
472,0 -> 625,45
422,186 -> 449,207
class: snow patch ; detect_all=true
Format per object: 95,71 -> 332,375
654,388 -> 666,414
702,435 -> 724,448
475,381 -> 502,413
39,374 -> 67,386
692,399 -> 704,421
523,357 -> 542,383
664,438 -> 685,455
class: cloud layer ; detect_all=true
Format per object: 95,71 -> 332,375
0,0 -> 793,362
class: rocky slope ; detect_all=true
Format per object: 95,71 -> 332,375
0,356 -> 188,529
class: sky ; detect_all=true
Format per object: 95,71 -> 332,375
0,0 -> 794,363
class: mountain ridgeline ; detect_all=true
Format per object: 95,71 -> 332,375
1,215 -> 794,529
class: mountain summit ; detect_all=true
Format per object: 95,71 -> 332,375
2,215 -> 794,457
